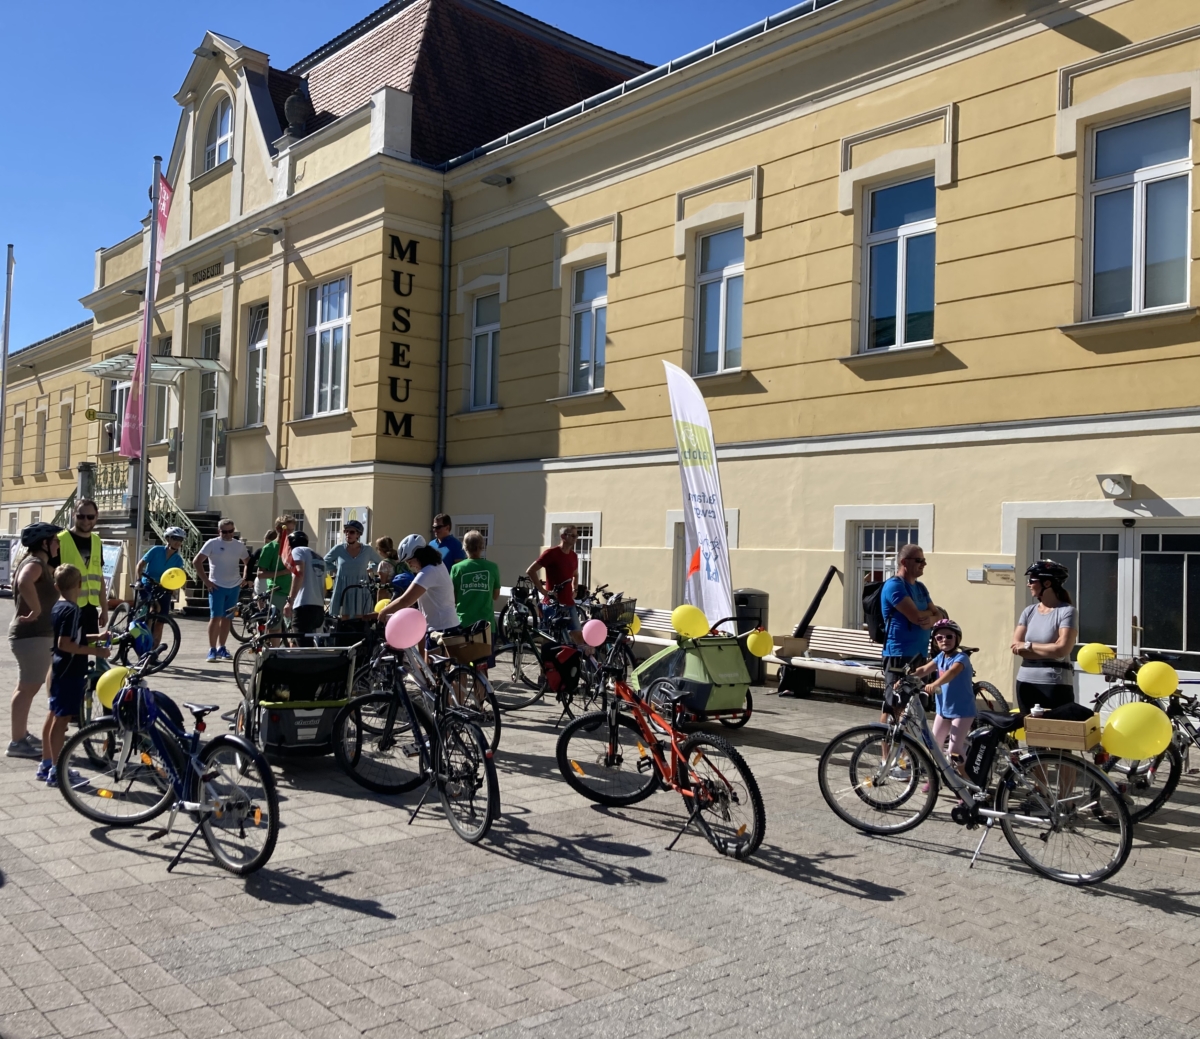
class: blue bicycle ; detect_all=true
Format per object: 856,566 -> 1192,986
56,650 -> 279,875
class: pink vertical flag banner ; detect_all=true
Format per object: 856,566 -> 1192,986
120,174 -> 173,459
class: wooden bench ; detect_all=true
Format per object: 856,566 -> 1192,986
766,625 -> 886,696
632,608 -> 676,654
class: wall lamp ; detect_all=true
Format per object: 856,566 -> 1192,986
481,173 -> 513,187
1097,474 -> 1133,500
254,227 -> 281,236
122,288 -> 144,296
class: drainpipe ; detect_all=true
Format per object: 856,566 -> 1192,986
432,190 -> 452,516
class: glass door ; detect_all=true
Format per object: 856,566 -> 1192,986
196,371 -> 217,509
1134,530 -> 1200,674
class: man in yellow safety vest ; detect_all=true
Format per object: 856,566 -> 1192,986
56,499 -> 108,636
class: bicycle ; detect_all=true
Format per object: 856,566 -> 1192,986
228,589 -> 275,644
556,669 -> 765,860
56,649 -> 279,875
107,581 -> 181,673
817,671 -> 1132,885
493,576 -> 543,711
332,642 -> 500,843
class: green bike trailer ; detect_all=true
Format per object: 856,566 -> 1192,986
250,643 -> 361,755
630,634 -> 753,725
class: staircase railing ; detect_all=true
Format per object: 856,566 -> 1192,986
95,460 -> 130,513
145,476 -> 202,580
51,490 -> 77,530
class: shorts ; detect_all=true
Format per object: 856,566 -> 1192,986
49,675 -> 86,718
883,654 -> 927,707
9,636 -> 52,686
78,604 -> 100,637
209,584 -> 241,621
1015,681 -> 1075,716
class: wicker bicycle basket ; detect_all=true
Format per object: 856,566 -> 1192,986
588,597 -> 636,627
1101,656 -> 1138,682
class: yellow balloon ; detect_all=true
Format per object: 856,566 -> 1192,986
159,567 -> 187,591
1137,660 -> 1178,699
671,604 -> 709,639
375,598 -> 392,613
95,667 -> 129,710
746,629 -> 774,658
1101,701 -> 1172,759
627,615 -> 642,635
325,574 -> 334,592
1077,642 -> 1115,675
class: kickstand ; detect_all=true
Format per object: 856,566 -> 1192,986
166,818 -> 205,873
969,818 -> 994,869
553,697 -> 573,729
666,803 -> 703,852
407,779 -> 435,825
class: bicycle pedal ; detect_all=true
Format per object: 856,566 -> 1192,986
636,757 -> 654,773
401,743 -> 421,758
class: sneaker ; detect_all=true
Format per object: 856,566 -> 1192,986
6,735 -> 41,759
206,648 -> 218,662
46,767 -> 89,790
215,647 -> 232,661
35,760 -> 53,782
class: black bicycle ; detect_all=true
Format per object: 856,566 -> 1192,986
108,581 -> 182,674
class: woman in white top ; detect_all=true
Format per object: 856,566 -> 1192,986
380,535 -> 461,633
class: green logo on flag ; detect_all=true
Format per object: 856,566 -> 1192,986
675,420 -> 714,468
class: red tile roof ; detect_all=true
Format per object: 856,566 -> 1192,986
285,0 -> 650,165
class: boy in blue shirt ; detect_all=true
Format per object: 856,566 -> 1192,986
915,618 -> 975,775
38,565 -> 110,788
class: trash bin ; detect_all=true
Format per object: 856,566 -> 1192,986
733,588 -> 769,684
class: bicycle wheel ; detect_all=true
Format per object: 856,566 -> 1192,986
492,638 -> 545,711
817,725 -> 939,835
557,711 -> 659,806
578,657 -> 607,713
195,735 -> 279,875
116,615 -> 181,674
233,699 -> 263,753
437,715 -> 498,844
233,642 -> 261,698
57,719 -> 177,825
1094,684 -> 1149,727
333,693 -> 424,794
996,750 -> 1132,885
719,690 -> 753,729
446,667 -> 501,751
108,602 -> 130,637
973,681 -> 1009,714
676,732 -> 765,859
1098,740 -> 1182,823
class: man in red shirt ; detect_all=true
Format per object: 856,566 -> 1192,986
527,526 -> 581,635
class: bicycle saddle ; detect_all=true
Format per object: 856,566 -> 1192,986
646,679 -> 690,702
977,711 -> 1022,733
182,702 -> 221,719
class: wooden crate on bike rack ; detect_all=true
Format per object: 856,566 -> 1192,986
1023,714 -> 1101,752
438,625 -> 492,664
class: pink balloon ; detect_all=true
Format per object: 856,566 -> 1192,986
385,608 -> 427,650
581,618 -> 608,648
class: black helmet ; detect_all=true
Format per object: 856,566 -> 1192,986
931,618 -> 962,641
20,522 -> 62,550
287,529 -> 308,548
1025,559 -> 1069,585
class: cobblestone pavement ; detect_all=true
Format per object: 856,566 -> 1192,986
3,604 -> 1200,1038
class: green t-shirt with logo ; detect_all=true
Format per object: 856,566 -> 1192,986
450,557 -> 500,629
256,539 -> 291,596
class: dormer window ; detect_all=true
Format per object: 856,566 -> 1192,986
204,97 -> 233,172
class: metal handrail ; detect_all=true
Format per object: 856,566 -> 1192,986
145,477 -> 201,580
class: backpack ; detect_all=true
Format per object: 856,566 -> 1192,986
540,643 -> 581,695
862,580 -> 886,643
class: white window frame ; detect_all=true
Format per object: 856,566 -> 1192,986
569,266 -> 607,395
29,509 -> 40,525
33,411 -> 46,475
544,512 -> 601,590
470,294 -> 500,410
851,521 -> 922,629
204,96 -> 233,172
58,404 -> 72,471
12,415 -> 23,477
151,335 -> 171,445
321,508 -> 342,554
453,514 -> 494,549
245,303 -> 269,426
7,511 -> 17,536
862,175 -> 937,352
107,382 -> 130,453
303,277 -> 351,418
694,227 -> 745,375
1085,106 -> 1192,321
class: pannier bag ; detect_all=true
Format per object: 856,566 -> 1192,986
540,643 -> 582,695
630,635 -> 750,714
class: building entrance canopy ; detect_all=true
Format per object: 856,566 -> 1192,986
83,353 -> 226,385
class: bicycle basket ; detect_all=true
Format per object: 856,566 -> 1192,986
587,597 -> 636,627
1101,656 -> 1138,682
436,623 -> 492,664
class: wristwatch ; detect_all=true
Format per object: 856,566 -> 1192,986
1024,640 -> 1032,651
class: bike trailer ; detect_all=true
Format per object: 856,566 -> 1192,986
630,635 -> 751,716
252,643 -> 360,754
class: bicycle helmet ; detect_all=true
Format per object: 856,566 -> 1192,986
343,519 -> 364,534
163,526 -> 186,541
931,618 -> 962,642
287,529 -> 309,548
1025,559 -> 1069,585
397,533 -> 426,560
20,521 -> 62,549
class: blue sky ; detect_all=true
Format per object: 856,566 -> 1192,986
0,0 -> 787,351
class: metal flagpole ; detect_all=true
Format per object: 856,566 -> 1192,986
0,245 -> 13,516
132,158 -> 162,573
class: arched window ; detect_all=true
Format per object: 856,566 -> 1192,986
203,97 -> 233,172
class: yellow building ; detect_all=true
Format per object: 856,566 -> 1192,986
6,0 -> 1200,691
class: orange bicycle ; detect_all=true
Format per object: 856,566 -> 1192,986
555,651 -> 765,860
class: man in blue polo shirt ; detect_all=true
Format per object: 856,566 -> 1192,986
881,543 -> 944,716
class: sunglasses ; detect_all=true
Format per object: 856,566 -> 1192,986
220,527 -> 235,534
77,513 -> 97,521
934,633 -> 957,640
911,559 -> 927,565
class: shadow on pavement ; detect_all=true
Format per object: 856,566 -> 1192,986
245,865 -> 396,917
485,810 -> 667,886
748,843 -> 905,901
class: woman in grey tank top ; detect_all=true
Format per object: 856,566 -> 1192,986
1010,559 -> 1078,715
7,524 -> 61,759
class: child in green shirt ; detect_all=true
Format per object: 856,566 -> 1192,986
450,530 -> 500,672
